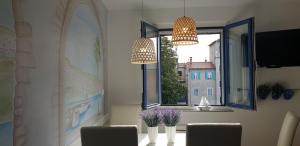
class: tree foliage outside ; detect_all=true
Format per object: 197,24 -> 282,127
161,37 -> 187,104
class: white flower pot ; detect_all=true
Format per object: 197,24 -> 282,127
147,126 -> 158,143
165,126 -> 176,143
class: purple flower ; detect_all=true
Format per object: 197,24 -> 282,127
141,109 -> 161,127
161,109 -> 181,127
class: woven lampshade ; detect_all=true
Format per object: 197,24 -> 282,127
172,16 -> 198,46
131,38 -> 157,64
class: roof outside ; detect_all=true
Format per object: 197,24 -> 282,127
189,62 -> 215,69
178,62 -> 215,69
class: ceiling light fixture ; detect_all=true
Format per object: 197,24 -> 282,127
171,0 -> 198,46
130,0 -> 157,64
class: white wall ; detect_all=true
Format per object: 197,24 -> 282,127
107,10 -> 143,105
21,0 -> 108,146
107,2 -> 300,146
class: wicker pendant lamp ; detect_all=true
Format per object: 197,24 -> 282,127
172,0 -> 198,46
131,38 -> 156,64
130,0 -> 157,64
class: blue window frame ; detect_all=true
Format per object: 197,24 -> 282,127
224,18 -> 256,110
142,18 -> 256,110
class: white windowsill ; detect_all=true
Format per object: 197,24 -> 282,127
158,106 -> 234,112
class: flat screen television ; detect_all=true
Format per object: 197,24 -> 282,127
256,29 -> 300,67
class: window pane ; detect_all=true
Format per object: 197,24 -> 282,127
228,24 -> 250,105
194,89 -> 199,96
207,88 -> 213,97
142,22 -> 160,109
178,71 -> 182,76
161,37 -> 187,105
146,37 -> 158,105
224,18 -> 255,110
146,64 -> 158,105
161,33 -> 222,106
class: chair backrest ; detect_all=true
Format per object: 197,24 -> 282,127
277,111 -> 300,146
186,123 -> 242,146
81,126 -> 138,146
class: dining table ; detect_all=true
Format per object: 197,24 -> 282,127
138,133 -> 186,146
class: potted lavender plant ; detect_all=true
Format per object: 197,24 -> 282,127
161,109 -> 181,143
141,109 -> 161,143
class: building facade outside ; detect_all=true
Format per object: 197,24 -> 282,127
176,39 -> 221,105
177,58 -> 217,105
209,39 -> 222,105
188,61 -> 216,105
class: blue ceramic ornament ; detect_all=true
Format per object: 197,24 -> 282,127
283,89 -> 294,100
272,83 -> 284,100
257,84 -> 271,100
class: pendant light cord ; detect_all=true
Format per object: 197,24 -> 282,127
184,0 -> 186,17
139,0 -> 144,38
141,0 -> 144,20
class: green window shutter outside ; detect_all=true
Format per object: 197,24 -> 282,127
198,72 -> 201,80
191,72 -> 195,80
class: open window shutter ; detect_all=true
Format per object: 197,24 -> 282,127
142,21 -> 161,109
223,18 -> 256,110
198,72 -> 201,80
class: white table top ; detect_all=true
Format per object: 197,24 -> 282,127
138,133 -> 186,146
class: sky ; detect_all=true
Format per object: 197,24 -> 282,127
166,34 -> 220,63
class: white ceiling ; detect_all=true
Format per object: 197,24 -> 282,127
102,0 -> 255,10
102,0 -> 300,11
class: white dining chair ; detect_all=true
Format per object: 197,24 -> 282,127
277,111 -> 300,146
